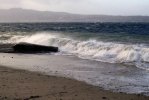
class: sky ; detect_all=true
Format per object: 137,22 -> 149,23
0,0 -> 149,15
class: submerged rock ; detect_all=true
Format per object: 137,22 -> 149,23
13,42 -> 58,53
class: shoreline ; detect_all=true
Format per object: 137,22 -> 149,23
0,65 -> 148,100
0,53 -> 149,98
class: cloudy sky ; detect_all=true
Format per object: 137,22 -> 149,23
0,0 -> 149,15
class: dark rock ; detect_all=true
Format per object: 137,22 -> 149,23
13,42 -> 58,53
24,95 -> 41,100
102,97 -> 107,99
29,96 -> 41,99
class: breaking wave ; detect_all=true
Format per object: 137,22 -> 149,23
1,33 -> 149,70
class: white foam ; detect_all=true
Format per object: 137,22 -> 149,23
3,33 -> 149,70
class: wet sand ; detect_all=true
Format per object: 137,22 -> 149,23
0,66 -> 148,100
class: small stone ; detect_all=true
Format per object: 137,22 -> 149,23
102,97 -> 107,99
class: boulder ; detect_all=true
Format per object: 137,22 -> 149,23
13,42 -> 58,53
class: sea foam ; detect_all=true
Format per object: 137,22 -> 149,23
2,33 -> 149,70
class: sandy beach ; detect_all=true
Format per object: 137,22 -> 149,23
0,66 -> 148,100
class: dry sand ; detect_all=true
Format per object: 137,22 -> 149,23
0,66 -> 148,100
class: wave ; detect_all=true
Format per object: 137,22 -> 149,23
1,33 -> 149,70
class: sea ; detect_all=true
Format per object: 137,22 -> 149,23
0,22 -> 149,95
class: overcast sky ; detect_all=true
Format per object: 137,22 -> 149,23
0,0 -> 149,15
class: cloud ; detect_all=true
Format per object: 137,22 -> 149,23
0,0 -> 148,15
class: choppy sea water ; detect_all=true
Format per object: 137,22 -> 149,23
0,23 -> 149,95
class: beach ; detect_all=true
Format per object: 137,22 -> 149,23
0,22 -> 149,99
0,52 -> 149,99
0,65 -> 148,100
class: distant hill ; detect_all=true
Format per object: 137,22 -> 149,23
0,8 -> 149,22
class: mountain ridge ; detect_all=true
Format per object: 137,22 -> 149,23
0,8 -> 149,22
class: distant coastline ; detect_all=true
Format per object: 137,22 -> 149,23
0,8 -> 149,23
